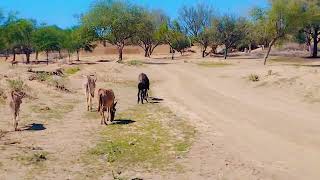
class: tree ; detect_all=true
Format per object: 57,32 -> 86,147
262,0 -> 306,65
301,0 -> 320,58
250,7 -> 273,49
213,15 -> 248,59
134,10 -> 167,57
83,0 -> 143,62
32,26 -> 63,65
5,19 -> 35,63
63,26 -> 96,62
159,21 -> 190,60
179,3 -> 214,57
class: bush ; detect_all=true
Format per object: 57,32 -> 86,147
248,74 -> 260,82
64,67 -> 80,75
6,78 -> 28,92
47,76 -> 70,92
37,72 -> 51,82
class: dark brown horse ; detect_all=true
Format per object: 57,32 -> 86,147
138,73 -> 150,104
98,89 -> 117,125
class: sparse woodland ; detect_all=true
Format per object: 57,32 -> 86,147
0,0 -> 319,64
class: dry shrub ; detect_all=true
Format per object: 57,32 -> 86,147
6,78 -> 29,92
47,76 -> 70,92
248,74 -> 260,82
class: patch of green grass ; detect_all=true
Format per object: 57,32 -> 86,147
126,60 -> 144,66
64,66 -> 81,75
82,104 -> 196,177
197,61 -> 232,67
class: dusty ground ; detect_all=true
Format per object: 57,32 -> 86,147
1,49 -> 320,179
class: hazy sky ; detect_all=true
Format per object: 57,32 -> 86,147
0,0 -> 267,28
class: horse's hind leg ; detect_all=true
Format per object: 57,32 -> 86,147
144,90 -> 149,103
137,90 -> 140,104
104,108 -> 109,125
13,112 -> 18,131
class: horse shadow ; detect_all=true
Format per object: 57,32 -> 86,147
21,123 -> 46,131
149,97 -> 164,104
112,119 -> 136,125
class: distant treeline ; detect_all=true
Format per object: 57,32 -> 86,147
0,0 -> 319,64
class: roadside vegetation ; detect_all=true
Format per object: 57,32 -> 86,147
81,103 -> 196,178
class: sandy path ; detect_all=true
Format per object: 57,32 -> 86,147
146,62 -> 320,180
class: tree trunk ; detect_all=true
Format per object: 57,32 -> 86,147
249,43 -> 252,53
36,51 -> 39,60
26,53 -> 30,64
118,45 -> 124,62
144,46 -> 149,57
76,50 -> 80,61
5,50 -> 9,61
312,27 -> 319,58
46,51 -> 49,65
68,52 -> 71,62
264,38 -> 277,65
58,50 -> 62,59
224,48 -> 228,59
13,51 -> 16,62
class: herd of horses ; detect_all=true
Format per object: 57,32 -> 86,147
85,72 -> 150,125
8,72 -> 150,131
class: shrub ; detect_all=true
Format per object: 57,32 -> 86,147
64,67 -> 80,75
6,78 -> 28,92
47,76 -> 70,92
248,74 -> 260,82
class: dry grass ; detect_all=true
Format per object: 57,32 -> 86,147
197,61 -> 232,67
80,103 -> 196,179
125,60 -> 144,66
248,74 -> 260,82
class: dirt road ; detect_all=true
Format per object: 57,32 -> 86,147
145,61 -> 320,179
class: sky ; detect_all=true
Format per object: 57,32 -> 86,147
0,0 -> 268,29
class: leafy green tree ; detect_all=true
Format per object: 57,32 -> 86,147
62,26 -> 96,62
32,26 -> 63,65
159,21 -> 190,60
250,7 -> 273,49
213,15 -> 248,59
262,0 -> 306,65
134,10 -> 167,57
5,19 -> 35,63
301,0 -> 320,58
83,0 -> 144,62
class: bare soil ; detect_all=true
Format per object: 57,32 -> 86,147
1,49 -> 320,179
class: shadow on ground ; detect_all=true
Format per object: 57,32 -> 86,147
149,97 -> 164,104
112,119 -> 136,125
22,123 -> 46,131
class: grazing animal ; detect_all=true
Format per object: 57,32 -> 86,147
9,91 -> 26,131
98,89 -> 117,125
84,75 -> 97,111
138,73 -> 150,104
137,82 -> 148,104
